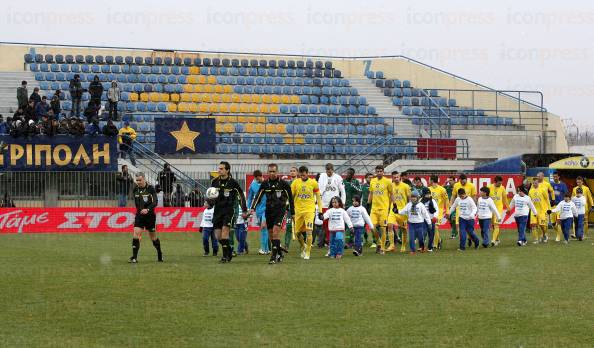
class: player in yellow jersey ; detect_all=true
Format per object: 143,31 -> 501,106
386,171 -> 411,252
572,176 -> 593,238
429,175 -> 449,250
529,178 -> 550,243
488,176 -> 509,246
291,166 -> 323,260
368,165 -> 394,254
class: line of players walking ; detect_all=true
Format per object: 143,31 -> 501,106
128,162 -> 592,264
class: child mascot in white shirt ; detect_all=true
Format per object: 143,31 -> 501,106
347,195 -> 374,256
548,192 -> 578,243
477,186 -> 502,248
323,196 -> 353,259
393,191 -> 432,254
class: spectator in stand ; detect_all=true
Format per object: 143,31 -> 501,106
38,114 -> 54,136
107,81 -> 121,120
102,119 -> 118,136
116,165 -> 133,207
68,117 -> 85,136
89,75 -> 103,108
85,119 -> 100,135
29,87 -> 41,106
118,121 -> 136,166
83,102 -> 100,123
187,185 -> 204,207
155,184 -> 164,207
56,118 -> 69,135
172,184 -> 186,207
17,81 -> 28,109
50,91 -> 61,118
35,96 -> 50,119
69,74 -> 83,117
24,119 -> 38,137
24,100 -> 36,122
158,163 -> 176,207
0,115 -> 7,134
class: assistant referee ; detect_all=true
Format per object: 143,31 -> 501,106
129,172 -> 163,263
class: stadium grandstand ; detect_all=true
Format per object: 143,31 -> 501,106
0,42 -> 569,203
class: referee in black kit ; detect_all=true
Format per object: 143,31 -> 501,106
250,163 -> 295,264
129,172 -> 163,263
211,161 -> 248,263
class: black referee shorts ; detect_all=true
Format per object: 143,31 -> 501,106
213,207 -> 235,230
265,207 -> 287,230
134,213 -> 156,232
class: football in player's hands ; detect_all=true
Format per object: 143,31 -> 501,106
546,209 -> 552,215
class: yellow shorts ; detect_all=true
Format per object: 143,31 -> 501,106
294,211 -> 315,232
530,214 -> 547,226
370,209 -> 389,227
387,211 -> 408,228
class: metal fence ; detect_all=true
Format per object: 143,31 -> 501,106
0,171 -> 208,208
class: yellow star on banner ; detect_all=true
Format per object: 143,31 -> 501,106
170,121 -> 200,151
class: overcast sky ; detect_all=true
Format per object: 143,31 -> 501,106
2,0 -> 593,126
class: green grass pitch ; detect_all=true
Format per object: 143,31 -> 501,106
1,230 -> 593,347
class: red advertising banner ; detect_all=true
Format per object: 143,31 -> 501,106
0,207 -> 204,234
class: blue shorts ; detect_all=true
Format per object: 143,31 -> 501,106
256,210 -> 266,224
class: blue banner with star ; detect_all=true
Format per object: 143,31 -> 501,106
154,118 -> 216,154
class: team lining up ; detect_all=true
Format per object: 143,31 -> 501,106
129,162 -> 592,264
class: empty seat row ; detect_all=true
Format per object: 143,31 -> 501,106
214,143 -> 415,155
25,54 -> 334,69
393,97 -> 455,107
30,63 -> 343,78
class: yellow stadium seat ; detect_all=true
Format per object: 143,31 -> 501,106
215,123 -> 223,133
161,93 -> 170,102
271,95 -> 280,104
252,95 -> 262,104
189,103 -> 198,113
256,124 -> 265,133
189,67 -> 199,74
199,104 -> 209,113
140,93 -> 149,102
290,96 -> 300,104
294,135 -> 305,144
277,124 -> 287,134
231,94 -> 241,103
223,85 -> 233,93
167,103 -> 177,112
249,104 -> 259,113
281,95 -> 290,104
239,104 -> 249,113
187,75 -> 198,84
230,104 -> 240,113
222,94 -> 232,103
219,104 -> 229,113
245,123 -> 255,133
191,94 -> 201,103
202,94 -> 212,103
284,135 -> 293,144
270,105 -> 280,113
262,95 -> 271,104
223,123 -> 234,133
180,93 -> 191,102
129,93 -> 139,102
260,105 -> 270,114
204,85 -> 214,93
193,85 -> 204,93
214,85 -> 223,94
237,116 -> 247,123
247,116 -> 257,123
198,76 -> 207,84
265,124 -> 275,133
183,84 -> 194,93
241,95 -> 251,103
177,103 -> 188,112
170,93 -> 180,102
212,94 -> 222,103
207,76 -> 216,84
209,104 -> 219,113
257,116 -> 266,123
